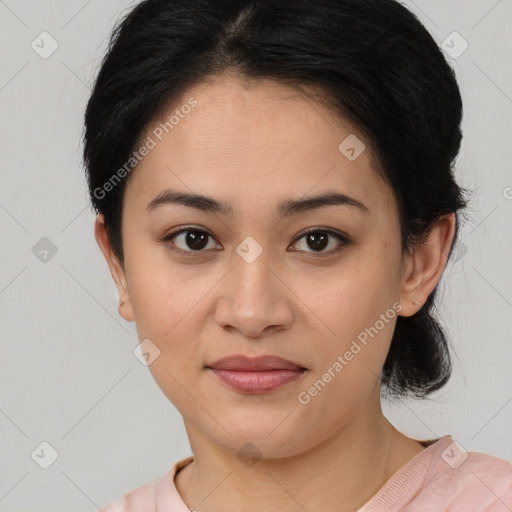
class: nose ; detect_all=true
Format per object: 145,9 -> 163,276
214,248 -> 294,339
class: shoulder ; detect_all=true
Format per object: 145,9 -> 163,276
412,443 -> 512,511
98,477 -> 159,512
96,456 -> 193,512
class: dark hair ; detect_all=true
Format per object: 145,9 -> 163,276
83,0 -> 469,400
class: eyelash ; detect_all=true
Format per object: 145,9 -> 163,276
160,226 -> 351,258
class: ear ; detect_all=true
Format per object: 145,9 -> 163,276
398,213 -> 456,317
94,214 -> 135,322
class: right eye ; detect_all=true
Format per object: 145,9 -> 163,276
161,227 -> 222,255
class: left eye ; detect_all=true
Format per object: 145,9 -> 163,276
291,229 -> 350,255
161,227 -> 350,255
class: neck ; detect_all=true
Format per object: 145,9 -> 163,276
175,399 -> 425,512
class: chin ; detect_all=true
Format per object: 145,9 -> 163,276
205,415 -> 313,460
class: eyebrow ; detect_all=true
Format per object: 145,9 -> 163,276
146,188 -> 369,217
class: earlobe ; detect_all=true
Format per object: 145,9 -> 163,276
94,214 -> 135,322
398,213 -> 456,317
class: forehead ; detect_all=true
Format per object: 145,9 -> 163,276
125,73 -> 394,217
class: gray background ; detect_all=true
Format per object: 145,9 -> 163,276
0,0 -> 511,510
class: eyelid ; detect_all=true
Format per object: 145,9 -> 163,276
289,227 -> 351,256
160,225 -> 351,256
292,227 -> 351,245
159,226 -> 219,256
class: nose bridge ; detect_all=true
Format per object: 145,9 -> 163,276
214,235 -> 293,335
232,235 -> 277,306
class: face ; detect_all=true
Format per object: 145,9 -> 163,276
96,72 -> 429,459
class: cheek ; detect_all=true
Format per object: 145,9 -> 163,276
125,248 -> 219,375
293,249 -> 402,382
124,242 -> 200,333
299,253 -> 399,333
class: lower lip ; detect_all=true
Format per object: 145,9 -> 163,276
208,368 -> 306,393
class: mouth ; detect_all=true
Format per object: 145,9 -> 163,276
205,355 -> 308,393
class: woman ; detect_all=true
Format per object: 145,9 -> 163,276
83,0 -> 512,510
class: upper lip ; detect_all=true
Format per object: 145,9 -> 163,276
206,355 -> 307,371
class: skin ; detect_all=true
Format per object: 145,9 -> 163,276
95,71 -> 456,512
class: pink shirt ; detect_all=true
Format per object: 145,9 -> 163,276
98,435 -> 512,511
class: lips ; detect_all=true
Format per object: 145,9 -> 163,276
206,355 -> 307,393
207,354 -> 306,371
